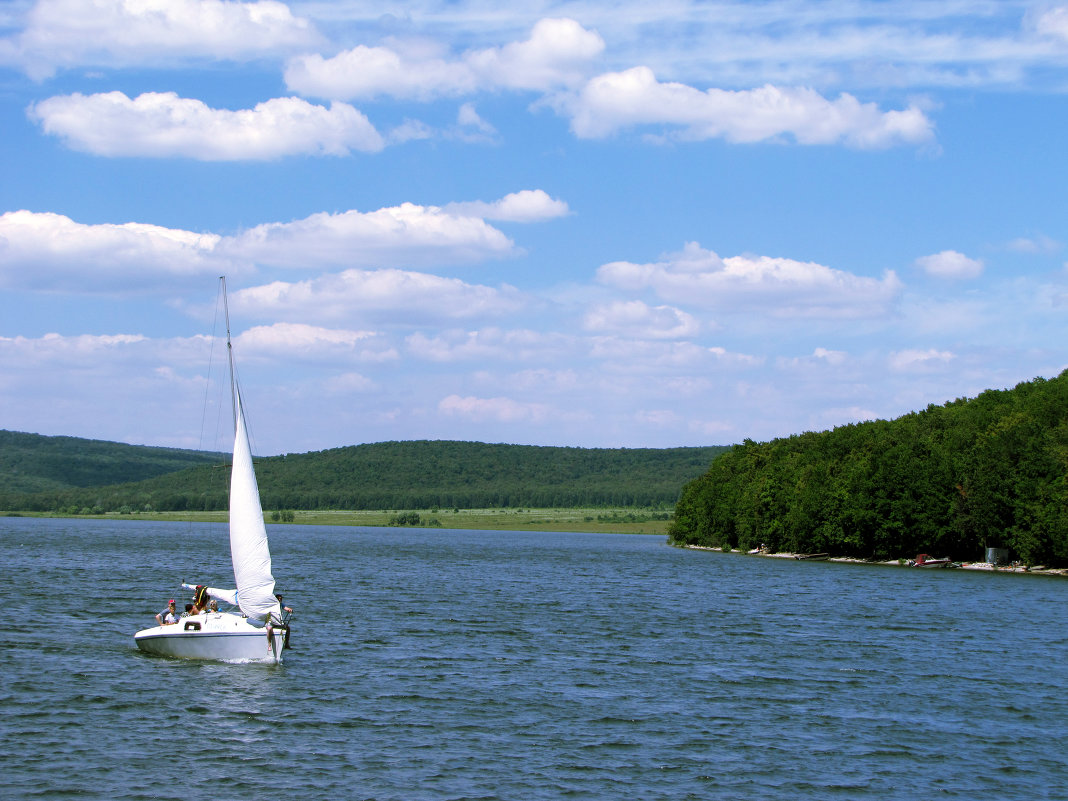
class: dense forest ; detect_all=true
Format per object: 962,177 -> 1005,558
0,438 -> 728,513
0,430 -> 223,493
669,371 -> 1068,566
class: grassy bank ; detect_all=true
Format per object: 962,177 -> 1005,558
7,507 -> 672,535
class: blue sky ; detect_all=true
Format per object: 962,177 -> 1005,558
1,1 -> 1067,455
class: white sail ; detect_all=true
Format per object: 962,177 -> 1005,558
229,388 -> 282,624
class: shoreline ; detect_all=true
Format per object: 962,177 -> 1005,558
0,508 -> 672,536
681,544 -> 1068,577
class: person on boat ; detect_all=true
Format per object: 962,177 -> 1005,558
190,585 -> 210,615
208,599 -> 219,613
273,593 -> 293,648
181,603 -> 194,618
155,600 -> 180,626
275,593 -> 293,617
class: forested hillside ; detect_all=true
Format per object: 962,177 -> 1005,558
669,371 -> 1068,566
0,430 -> 224,493
0,439 -> 728,513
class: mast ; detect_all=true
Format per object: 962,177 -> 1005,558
220,275 -> 237,431
219,275 -> 281,624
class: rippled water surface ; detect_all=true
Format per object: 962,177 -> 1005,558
4,517 -> 1068,800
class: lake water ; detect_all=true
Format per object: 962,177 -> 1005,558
3,516 -> 1067,800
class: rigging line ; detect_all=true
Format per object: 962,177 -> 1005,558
219,275 -> 260,460
221,275 -> 237,434
198,279 -> 224,454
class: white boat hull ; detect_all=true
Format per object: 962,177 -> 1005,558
134,613 -> 285,663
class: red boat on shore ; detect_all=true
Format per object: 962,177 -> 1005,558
909,553 -> 957,568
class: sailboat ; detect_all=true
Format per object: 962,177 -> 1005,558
134,277 -> 291,663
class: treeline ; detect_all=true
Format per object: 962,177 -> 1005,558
0,430 -> 223,494
0,439 -> 728,513
669,371 -> 1068,566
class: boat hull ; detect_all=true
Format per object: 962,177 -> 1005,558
134,613 -> 284,663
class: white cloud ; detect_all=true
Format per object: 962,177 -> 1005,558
914,249 -> 984,279
387,118 -> 435,143
0,331 -> 148,366
0,194 -> 557,292
0,330 -> 217,381
889,348 -> 955,371
281,3 -> 1063,92
4,0 -> 319,79
1006,235 -> 1061,254
813,347 -> 847,365
0,210 -> 232,290
597,241 -> 902,317
234,323 -> 396,362
228,269 -> 524,324
1035,6 -> 1068,42
323,372 -> 377,394
583,300 -> 699,339
589,337 -> 741,370
555,67 -> 935,147
226,201 -> 518,267
407,328 -> 570,363
30,92 -> 384,160
443,189 -> 570,223
779,347 -> 849,369
284,17 -> 604,100
0,330 -> 224,447
634,408 -> 682,427
453,103 -> 498,143
438,393 -> 559,423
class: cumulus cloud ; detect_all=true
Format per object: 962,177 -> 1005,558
285,17 -> 604,100
0,331 -> 149,366
226,201 -> 519,267
583,300 -> 699,339
597,241 -> 901,317
889,348 -> 955,371
554,67 -> 934,147
914,250 -> 984,279
0,192 -> 559,292
228,269 -> 524,324
443,189 -> 570,223
234,323 -> 396,363
3,0 -> 319,79
30,91 -> 384,160
0,210 -> 233,290
0,330 -> 217,379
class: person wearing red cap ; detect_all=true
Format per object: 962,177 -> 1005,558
155,599 -> 180,626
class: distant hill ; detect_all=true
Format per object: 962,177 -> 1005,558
670,371 -> 1068,566
0,430 -> 224,494
0,437 -> 729,513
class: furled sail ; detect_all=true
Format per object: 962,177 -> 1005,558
181,583 -> 238,607
229,388 -> 282,624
